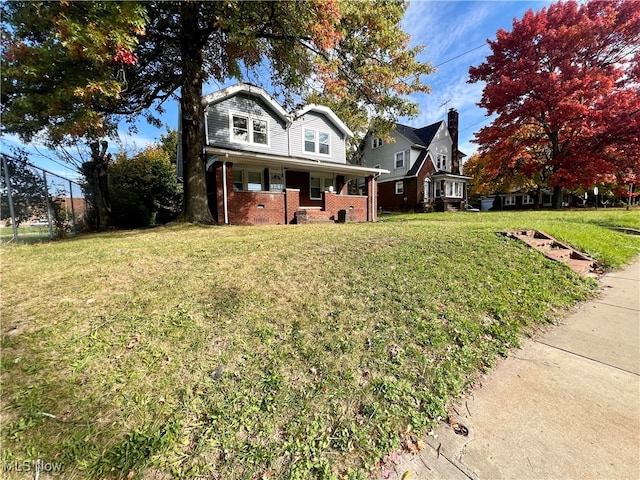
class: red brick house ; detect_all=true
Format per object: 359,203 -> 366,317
177,83 -> 387,225
361,109 -> 470,212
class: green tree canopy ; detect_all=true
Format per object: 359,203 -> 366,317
109,144 -> 180,228
2,1 -> 434,224
1,1 -> 146,145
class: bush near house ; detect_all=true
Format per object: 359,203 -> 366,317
1,210 -> 638,479
109,146 -> 180,228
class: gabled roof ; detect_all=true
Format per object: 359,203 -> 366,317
395,121 -> 443,148
202,83 -> 290,123
295,104 -> 353,138
407,150 -> 428,176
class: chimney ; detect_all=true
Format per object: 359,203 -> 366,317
448,108 -> 460,174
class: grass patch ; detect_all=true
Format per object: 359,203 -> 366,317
1,210 -> 638,479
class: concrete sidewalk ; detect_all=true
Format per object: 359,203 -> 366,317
383,259 -> 640,480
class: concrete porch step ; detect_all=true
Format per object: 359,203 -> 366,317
295,209 -> 335,224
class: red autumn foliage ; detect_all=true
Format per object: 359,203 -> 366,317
469,0 -> 640,196
113,45 -> 138,65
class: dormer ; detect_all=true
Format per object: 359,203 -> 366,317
290,105 -> 353,164
202,83 -> 291,156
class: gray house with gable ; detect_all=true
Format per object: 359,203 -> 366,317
178,83 -> 387,225
361,109 -> 470,212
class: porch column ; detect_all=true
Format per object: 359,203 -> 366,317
366,175 -> 375,222
285,188 -> 300,224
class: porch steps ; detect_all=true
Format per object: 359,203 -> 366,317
295,209 -> 335,224
502,230 -> 599,277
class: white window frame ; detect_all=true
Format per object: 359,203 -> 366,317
304,129 -> 331,156
310,175 -> 334,200
445,181 -> 464,198
232,168 -> 264,192
505,195 -> 516,206
436,154 -> 441,170
395,181 -> 404,195
372,137 -> 383,149
395,151 -> 405,169
229,111 -> 270,147
269,172 -> 284,192
442,154 -> 448,171
523,194 -> 533,205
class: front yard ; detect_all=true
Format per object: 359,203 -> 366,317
1,210 -> 638,479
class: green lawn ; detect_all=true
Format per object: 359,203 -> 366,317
1,209 -> 638,479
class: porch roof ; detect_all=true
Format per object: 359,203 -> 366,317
206,147 -> 389,178
431,171 -> 471,181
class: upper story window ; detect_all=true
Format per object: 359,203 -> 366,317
230,112 -> 269,146
372,137 -> 384,149
395,151 -> 405,169
436,154 -> 449,170
304,129 -> 330,156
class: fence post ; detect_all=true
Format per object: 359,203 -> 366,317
1,154 -> 18,243
42,172 -> 54,239
68,179 -> 77,235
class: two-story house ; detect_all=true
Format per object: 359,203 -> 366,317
177,83 -> 388,225
361,109 -> 470,212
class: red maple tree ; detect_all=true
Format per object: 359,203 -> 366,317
469,0 -> 640,208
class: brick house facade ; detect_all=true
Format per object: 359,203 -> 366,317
361,109 -> 470,212
178,83 -> 387,225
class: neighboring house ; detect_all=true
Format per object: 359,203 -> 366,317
360,109 -> 470,212
177,83 -> 388,225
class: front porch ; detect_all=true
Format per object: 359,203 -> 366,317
205,148 -> 382,225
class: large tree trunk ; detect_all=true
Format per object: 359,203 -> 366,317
81,140 -> 112,230
551,185 -> 564,210
176,3 -> 215,224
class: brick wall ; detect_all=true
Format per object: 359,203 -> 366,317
323,192 -> 368,222
228,191 -> 286,225
285,188 -> 300,224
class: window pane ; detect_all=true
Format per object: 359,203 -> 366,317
310,177 -> 321,199
247,171 -> 262,191
232,170 -> 243,191
318,133 -> 329,154
232,116 -> 248,142
323,178 -> 333,191
233,116 -> 247,129
253,119 -> 267,144
270,173 -> 283,192
304,130 -> 315,152
395,152 -> 404,168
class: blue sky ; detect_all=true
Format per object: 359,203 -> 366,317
1,0 -> 551,179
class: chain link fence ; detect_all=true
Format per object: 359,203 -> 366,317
1,153 -> 89,244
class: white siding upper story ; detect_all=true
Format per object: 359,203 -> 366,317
203,85 -> 350,165
428,123 -> 452,171
362,122 -> 453,182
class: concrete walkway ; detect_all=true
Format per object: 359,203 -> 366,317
384,259 -> 640,480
